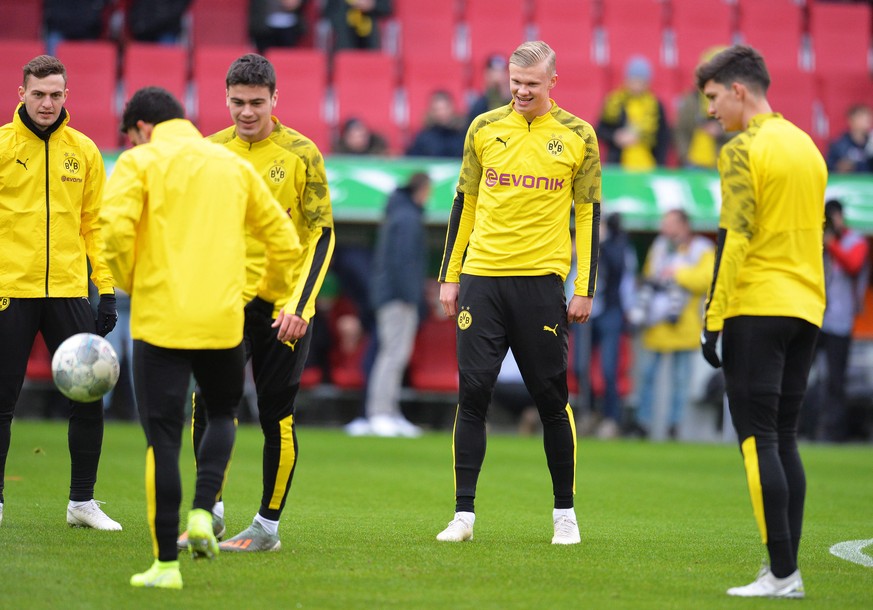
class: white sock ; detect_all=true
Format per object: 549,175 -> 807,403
553,508 -> 576,521
456,511 -> 475,525
212,501 -> 224,519
69,500 -> 91,509
254,513 -> 279,536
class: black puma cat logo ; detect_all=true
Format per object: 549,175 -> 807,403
16,158 -> 28,170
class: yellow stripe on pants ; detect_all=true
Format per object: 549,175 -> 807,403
565,403 -> 577,495
268,414 -> 296,509
145,446 -> 158,558
741,436 -> 768,544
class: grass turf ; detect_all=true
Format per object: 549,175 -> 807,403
2,420 -> 871,609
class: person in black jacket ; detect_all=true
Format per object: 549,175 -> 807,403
359,172 -> 431,437
406,90 -> 466,159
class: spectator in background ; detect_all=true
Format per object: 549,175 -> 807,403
826,103 -> 873,173
406,90 -> 466,159
815,199 -> 869,441
323,0 -> 392,51
127,0 -> 191,44
466,54 -> 513,126
355,172 -> 431,437
589,212 -> 637,439
249,0 -> 308,54
43,0 -> 111,55
629,209 -> 714,440
674,46 -> 733,169
597,55 -> 670,170
333,117 -> 388,155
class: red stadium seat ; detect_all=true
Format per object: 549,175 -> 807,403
192,45 -> 254,136
265,48 -> 331,152
0,41 -> 45,108
394,0 -> 459,66
669,0 -> 734,78
25,333 -> 53,382
736,0 -> 803,70
554,56 -> 606,125
408,316 -> 458,393
766,67 -> 818,140
532,0 -> 596,63
54,41 -> 120,150
816,74 -> 873,145
332,51 -> 401,153
0,0 -> 42,41
189,0 -> 248,46
123,43 -> 188,107
809,0 -> 871,75
600,0 -> 667,83
403,57 -> 467,132
464,0 -> 529,90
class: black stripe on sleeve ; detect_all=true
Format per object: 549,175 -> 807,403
294,226 -> 333,317
586,202 -> 601,296
438,190 -> 466,282
704,227 -> 727,314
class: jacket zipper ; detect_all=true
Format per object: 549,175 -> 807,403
44,138 -> 50,297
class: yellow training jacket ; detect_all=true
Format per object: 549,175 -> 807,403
705,113 -> 827,332
100,119 -> 301,349
0,104 -> 113,297
209,117 -> 334,322
439,100 -> 602,297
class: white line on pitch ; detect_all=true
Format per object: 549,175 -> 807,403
830,539 -> 873,568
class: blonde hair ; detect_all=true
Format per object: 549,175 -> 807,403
509,41 -> 556,75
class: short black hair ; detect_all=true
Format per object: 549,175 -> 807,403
695,45 -> 770,95
825,199 -> 843,217
226,53 -> 276,95
120,86 -> 185,133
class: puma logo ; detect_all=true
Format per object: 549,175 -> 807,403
543,324 -> 558,336
16,158 -> 28,170
283,339 -> 298,351
495,136 -> 510,148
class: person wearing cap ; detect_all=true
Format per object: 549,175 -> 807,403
466,53 -> 513,126
597,55 -> 671,170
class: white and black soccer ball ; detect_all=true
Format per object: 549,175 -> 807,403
51,333 -> 120,403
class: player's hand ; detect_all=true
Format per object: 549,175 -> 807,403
273,309 -> 308,342
95,293 -> 117,337
440,282 -> 460,317
701,329 -> 722,368
567,295 -> 593,324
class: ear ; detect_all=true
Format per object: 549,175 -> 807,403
549,72 -> 558,91
137,120 -> 155,142
730,81 -> 746,101
17,85 -> 24,102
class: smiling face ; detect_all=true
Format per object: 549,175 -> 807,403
227,83 -> 277,143
702,79 -> 744,133
19,74 -> 67,130
509,59 -> 556,122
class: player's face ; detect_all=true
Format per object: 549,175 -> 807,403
19,74 -> 67,130
509,59 -> 556,121
702,80 -> 742,132
227,84 -> 277,143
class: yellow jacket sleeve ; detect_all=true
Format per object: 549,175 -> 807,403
81,143 -> 115,294
573,124 -> 602,297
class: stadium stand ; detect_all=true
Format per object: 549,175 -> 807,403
0,0 -> 42,41
531,0 -> 596,64
393,0 -> 460,66
0,41 -> 45,108
736,0 -> 804,70
189,0 -> 249,46
553,55 -> 606,125
403,56 -> 467,132
669,0 -> 735,75
599,0 -> 668,89
53,41 -> 119,150
766,66 -> 819,142
332,50 -> 401,153
192,44 -> 254,136
407,315 -> 458,393
122,42 -> 189,107
265,47 -> 331,152
464,0 -> 530,90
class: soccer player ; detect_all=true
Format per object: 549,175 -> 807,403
101,87 -> 302,589
436,40 -> 601,545
0,55 -> 119,531
180,53 -> 335,553
697,45 -> 827,598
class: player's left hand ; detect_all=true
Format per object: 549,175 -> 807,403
95,293 -> 117,337
273,309 -> 308,342
567,295 -> 593,324
701,329 -> 722,368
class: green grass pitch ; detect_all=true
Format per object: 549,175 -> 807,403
2,420 -> 871,609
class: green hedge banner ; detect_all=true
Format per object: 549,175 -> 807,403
103,153 -> 873,232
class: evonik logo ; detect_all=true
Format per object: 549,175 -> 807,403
483,168 -> 564,191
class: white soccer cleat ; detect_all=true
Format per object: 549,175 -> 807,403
67,499 -> 122,531
392,416 -> 423,438
436,512 -> 474,542
0,502 -> 4,526
344,417 -> 372,437
727,567 -> 804,598
551,515 -> 581,545
369,415 -> 403,437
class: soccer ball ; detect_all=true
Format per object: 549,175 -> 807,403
51,333 -> 120,402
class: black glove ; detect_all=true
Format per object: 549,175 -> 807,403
96,293 -> 117,337
701,329 -> 722,369
245,295 -> 275,319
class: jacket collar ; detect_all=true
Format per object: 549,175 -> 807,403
15,103 -> 68,141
